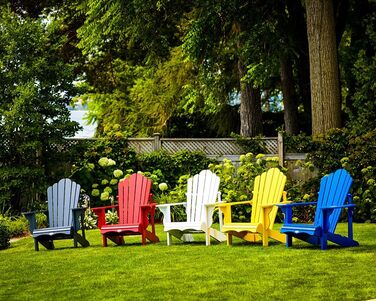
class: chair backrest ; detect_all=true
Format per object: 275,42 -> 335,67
47,178 -> 81,228
186,170 -> 220,223
314,169 -> 353,232
118,173 -> 152,225
250,168 -> 286,228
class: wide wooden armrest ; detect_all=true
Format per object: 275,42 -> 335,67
141,203 -> 157,208
262,201 -> 292,209
157,202 -> 187,208
321,204 -> 356,210
23,211 -> 37,233
91,205 -> 119,229
157,202 -> 187,224
23,211 -> 36,217
276,201 -> 317,208
91,204 -> 118,212
141,203 -> 157,214
217,200 -> 253,207
72,207 -> 86,230
72,207 -> 86,213
204,201 -> 226,208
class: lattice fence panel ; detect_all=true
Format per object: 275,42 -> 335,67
128,139 -> 154,153
262,139 -> 278,154
161,139 -> 244,155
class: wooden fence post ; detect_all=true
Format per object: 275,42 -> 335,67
278,132 -> 284,166
153,133 -> 161,151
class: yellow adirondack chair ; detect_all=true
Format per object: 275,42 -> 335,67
218,168 -> 287,247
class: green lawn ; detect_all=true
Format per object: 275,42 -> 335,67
1,223 -> 375,301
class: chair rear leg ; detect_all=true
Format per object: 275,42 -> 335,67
320,233 -> 328,250
34,239 -> 39,251
167,232 -> 172,246
205,228 -> 211,246
286,234 -> 292,247
227,233 -> 232,246
102,235 -> 108,247
262,230 -> 269,247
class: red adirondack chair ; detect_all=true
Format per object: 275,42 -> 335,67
100,173 -> 159,247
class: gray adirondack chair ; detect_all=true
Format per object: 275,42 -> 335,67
24,178 -> 90,251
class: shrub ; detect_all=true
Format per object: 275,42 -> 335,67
136,149 -> 215,190
105,210 -> 119,225
284,128 -> 376,222
35,213 -> 48,229
0,221 -> 10,250
71,125 -> 138,206
209,153 -> 286,222
84,209 -> 98,229
0,215 -> 29,237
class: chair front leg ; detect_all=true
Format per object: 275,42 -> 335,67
286,234 -> 292,247
227,233 -> 232,246
348,207 -> 354,240
34,239 -> 39,251
320,208 -> 333,250
102,235 -> 108,247
167,232 -> 172,246
206,228 -> 211,246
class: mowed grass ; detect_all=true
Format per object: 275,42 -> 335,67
1,223 -> 375,301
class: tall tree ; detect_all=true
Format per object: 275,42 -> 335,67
305,0 -> 342,135
0,7 -> 80,213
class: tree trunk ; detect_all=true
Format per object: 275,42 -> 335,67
305,0 -> 341,135
280,55 -> 299,135
238,62 -> 263,137
286,0 -> 311,133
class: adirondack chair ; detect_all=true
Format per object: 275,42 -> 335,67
277,169 -> 359,250
24,178 -> 89,251
158,169 -> 226,246
100,173 -> 159,247
217,168 -> 287,247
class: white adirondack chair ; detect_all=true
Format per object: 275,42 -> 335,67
157,169 -> 226,246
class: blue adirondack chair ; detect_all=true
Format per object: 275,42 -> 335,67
24,178 -> 90,251
277,169 -> 359,250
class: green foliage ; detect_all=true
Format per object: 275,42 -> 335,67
0,221 -> 10,250
35,212 -> 48,229
339,8 -> 376,135
284,128 -> 376,222
0,215 -> 28,238
105,210 -> 119,225
70,125 -> 137,206
137,149 -> 215,191
231,133 -> 268,154
83,209 -> 98,230
209,153 -> 284,222
0,7 -> 80,214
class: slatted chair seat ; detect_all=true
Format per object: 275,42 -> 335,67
217,168 -> 287,247
24,178 -> 89,251
100,173 -> 159,247
221,222 -> 262,233
101,224 -> 142,233
278,169 -> 359,250
279,223 -> 319,235
163,221 -> 207,232
32,226 -> 73,237
158,170 -> 226,246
